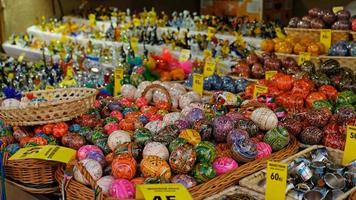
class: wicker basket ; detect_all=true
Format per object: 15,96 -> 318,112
0,88 -> 98,126
142,84 -> 182,111
55,136 -> 299,200
319,55 -> 356,71
205,186 -> 264,200
284,28 -> 350,45
350,31 -> 356,41
239,145 -> 356,200
3,152 -> 62,194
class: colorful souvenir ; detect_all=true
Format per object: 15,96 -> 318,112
121,84 -> 137,99
144,120 -> 166,134
231,139 -> 257,163
263,127 -> 290,151
255,142 -> 272,159
77,145 -> 103,161
213,116 -> 234,142
300,126 -> 323,145
305,108 -> 332,128
187,108 -> 205,123
192,119 -> 213,141
226,129 -> 249,145
192,162 -> 216,183
112,154 -> 137,180
97,176 -> 115,194
170,174 -> 197,188
179,129 -> 201,146
213,157 -> 238,175
169,144 -> 196,174
153,125 -> 180,146
73,159 -> 103,185
195,141 -> 216,163
133,128 -> 152,146
250,108 -> 278,131
114,142 -> 141,159
143,142 -> 169,160
109,179 -> 135,199
107,130 -> 131,151
174,119 -> 191,130
168,137 -> 188,152
86,151 -> 106,167
163,112 -> 181,125
140,155 -> 171,179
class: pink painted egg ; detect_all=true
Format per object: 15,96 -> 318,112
77,145 -> 103,161
212,157 -> 238,175
109,179 -> 135,199
256,142 -> 272,159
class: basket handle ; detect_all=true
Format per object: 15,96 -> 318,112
142,84 -> 172,106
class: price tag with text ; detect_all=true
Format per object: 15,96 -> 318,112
130,37 -> 139,54
265,161 -> 287,200
203,59 -> 216,77
298,52 -> 311,65
18,53 -> 26,62
114,68 -> 124,96
88,14 -> 96,26
333,6 -> 344,14
179,49 -> 191,62
253,85 -> 268,98
133,18 -> 141,27
275,27 -> 286,39
203,49 -> 213,59
320,29 -> 332,50
207,27 -> 216,40
343,125 -> 356,165
265,70 -> 278,80
136,184 -> 193,200
9,145 -> 76,164
192,73 -> 204,95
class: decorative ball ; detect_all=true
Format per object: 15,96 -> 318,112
144,120 -> 166,134
120,84 -> 137,99
133,128 -> 152,146
153,125 -> 180,146
231,139 -> 257,163
195,141 -> 216,163
216,143 -> 232,158
97,176 -> 114,194
135,81 -> 152,101
169,143 -> 196,174
251,108 -> 278,131
109,179 -> 135,199
187,108 -> 205,123
108,130 -> 131,151
168,137 -> 188,152
73,159 -> 103,185
278,118 -> 303,136
86,151 -> 106,167
179,129 -> 201,146
213,157 -> 238,175
192,162 -> 216,183
213,116 -> 234,142
236,119 -> 260,137
256,142 -> 272,159
140,155 -> 171,179
77,145 -> 103,161
171,174 -> 197,188
174,120 -> 191,130
226,129 -> 249,145
192,119 -> 213,141
114,142 -> 141,159
263,127 -> 290,151
143,142 -> 169,160
163,112 -> 181,125
299,126 -> 323,145
305,108 -> 332,128
112,154 -> 137,180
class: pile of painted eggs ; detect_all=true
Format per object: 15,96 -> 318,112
329,41 -> 356,57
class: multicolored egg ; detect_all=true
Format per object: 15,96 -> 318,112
213,116 -> 234,142
226,129 -> 249,145
231,139 -> 257,163
192,162 -> 216,183
133,128 -> 152,146
263,127 -> 290,151
171,174 -> 197,188
77,145 -> 103,161
179,129 -> 201,146
236,119 -> 260,137
169,144 -> 196,174
120,84 -> 137,99
143,142 -> 169,160
213,157 -> 238,175
163,112 -> 181,125
97,175 -> 114,194
187,108 -> 205,123
153,125 -> 180,146
107,130 -> 131,151
109,179 -> 135,199
168,137 -> 188,152
144,120 -> 166,134
114,142 -> 141,159
250,108 -> 278,131
195,141 -> 216,163
73,159 -> 103,185
140,155 -> 171,179
255,142 -> 272,159
86,151 -> 106,167
192,119 -> 213,141
174,119 -> 191,130
112,154 -> 137,180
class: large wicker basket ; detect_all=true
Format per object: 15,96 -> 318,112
55,135 -> 299,200
0,88 -> 98,126
3,152 -> 63,194
205,186 -> 264,200
239,145 -> 356,200
284,28 -> 350,45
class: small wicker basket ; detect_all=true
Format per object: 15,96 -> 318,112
0,88 -> 98,126
284,28 -> 350,45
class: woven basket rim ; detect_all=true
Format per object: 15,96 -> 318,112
0,88 -> 98,110
284,27 -> 350,34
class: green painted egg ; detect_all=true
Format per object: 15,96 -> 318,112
195,141 -> 216,163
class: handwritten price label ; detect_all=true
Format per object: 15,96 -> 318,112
17,53 -> 26,62
343,125 -> 356,165
136,184 -> 193,200
130,37 -> 139,54
253,85 -> 268,98
179,49 -> 191,62
207,27 -> 216,40
265,161 -> 287,200
332,6 -> 344,14
265,71 -> 278,80
203,59 -> 216,77
320,29 -> 332,50
192,73 -> 204,96
114,68 -> 124,96
298,52 -> 311,65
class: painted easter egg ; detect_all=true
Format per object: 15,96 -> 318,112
77,145 -> 103,161
143,142 -> 169,160
107,130 -> 131,151
73,159 -> 102,185
179,129 -> 201,146
250,108 -> 278,131
213,157 -> 238,175
171,174 -> 197,188
169,144 -> 197,174
140,155 -> 171,179
195,141 -> 216,163
263,127 -> 290,151
109,179 -> 135,199
255,142 -> 272,159
97,176 -> 114,194
112,154 -> 137,180
192,162 -> 216,183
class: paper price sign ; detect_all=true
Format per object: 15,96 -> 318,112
18,53 -> 26,63
275,27 -> 286,39
203,59 -> 216,77
333,6 -> 344,14
320,29 -> 332,50
130,37 -> 139,54
203,49 -> 213,59
133,18 -> 141,27
179,49 -> 191,62
343,125 -> 356,165
297,52 -> 311,65
207,27 -> 216,40
192,73 -> 204,95
88,14 -> 96,26
9,145 -> 76,164
265,161 -> 287,200
114,68 -> 124,96
136,184 -> 193,200
265,70 -> 278,80
253,85 -> 268,98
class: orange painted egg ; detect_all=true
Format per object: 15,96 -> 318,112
179,129 -> 201,146
140,155 -> 171,179
112,154 -> 137,180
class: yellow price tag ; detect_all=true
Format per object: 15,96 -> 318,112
207,27 -> 216,40
265,161 -> 287,200
265,70 -> 278,80
130,37 -> 139,54
9,145 -> 76,164
114,68 -> 124,96
60,34 -> 68,43
298,52 -> 311,65
253,84 -> 268,98
17,53 -> 26,62
133,18 -> 141,27
203,59 -> 216,77
45,85 -> 55,90
320,29 -> 332,50
136,184 -> 193,200
343,125 -> 356,165
192,73 -> 204,95
203,50 -> 213,59
333,6 -> 344,14
179,49 -> 191,62
88,14 -> 96,26
275,27 -> 286,39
